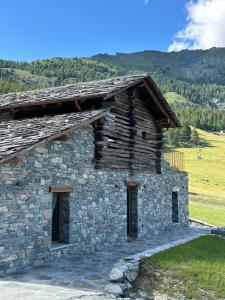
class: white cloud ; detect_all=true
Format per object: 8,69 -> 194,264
168,0 -> 225,51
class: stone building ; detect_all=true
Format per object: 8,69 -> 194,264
0,75 -> 188,275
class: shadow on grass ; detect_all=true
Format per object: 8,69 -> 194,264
189,192 -> 199,196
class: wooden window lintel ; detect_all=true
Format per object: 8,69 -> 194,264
125,180 -> 140,187
49,186 -> 74,193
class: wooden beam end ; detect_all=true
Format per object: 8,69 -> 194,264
53,134 -> 70,141
5,156 -> 23,164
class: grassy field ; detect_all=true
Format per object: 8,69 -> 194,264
176,129 -> 225,226
134,235 -> 225,299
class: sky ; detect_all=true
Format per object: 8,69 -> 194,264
0,0 -> 225,61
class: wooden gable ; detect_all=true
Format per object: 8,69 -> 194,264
93,86 -> 164,173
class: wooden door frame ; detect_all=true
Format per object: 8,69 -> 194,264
52,193 -> 61,243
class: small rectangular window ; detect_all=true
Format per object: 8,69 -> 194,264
172,191 -> 179,223
127,185 -> 138,240
52,193 -> 70,244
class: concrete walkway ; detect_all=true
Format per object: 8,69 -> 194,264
0,227 -> 210,300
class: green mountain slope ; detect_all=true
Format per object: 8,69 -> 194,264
92,48 -> 225,85
0,57 -> 126,93
164,92 -> 193,106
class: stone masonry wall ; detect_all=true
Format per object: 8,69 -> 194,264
0,126 -> 188,275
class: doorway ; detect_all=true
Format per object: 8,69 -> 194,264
127,185 -> 138,241
52,194 -> 60,242
51,193 -> 70,244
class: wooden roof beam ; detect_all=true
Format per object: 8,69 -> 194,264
75,100 -> 82,112
0,95 -> 102,112
4,156 -> 23,164
52,134 -> 70,141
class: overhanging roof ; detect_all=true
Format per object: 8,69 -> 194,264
0,75 -> 146,109
0,75 -> 181,127
0,110 -> 107,164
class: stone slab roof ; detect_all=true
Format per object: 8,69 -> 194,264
0,74 -> 180,127
0,110 -> 107,164
0,75 -> 147,109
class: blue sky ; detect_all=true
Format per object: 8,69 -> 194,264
0,0 -> 191,61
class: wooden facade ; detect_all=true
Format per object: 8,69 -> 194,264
94,88 -> 164,173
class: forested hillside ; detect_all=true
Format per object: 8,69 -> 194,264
163,104 -> 225,147
0,57 -> 126,94
93,48 -> 225,85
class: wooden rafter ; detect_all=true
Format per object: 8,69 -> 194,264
52,134 -> 70,141
142,81 -> 176,128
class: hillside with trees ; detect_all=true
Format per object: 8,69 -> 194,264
0,57 -> 126,94
92,48 -> 225,85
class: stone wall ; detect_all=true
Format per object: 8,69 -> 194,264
0,126 -> 188,275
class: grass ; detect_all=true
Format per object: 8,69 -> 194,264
190,194 -> 225,226
176,129 -> 225,226
134,235 -> 225,299
164,92 -> 191,105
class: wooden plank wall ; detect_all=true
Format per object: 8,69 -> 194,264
94,87 -> 163,173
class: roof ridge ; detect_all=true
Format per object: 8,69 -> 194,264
0,74 -> 148,98
0,74 -> 148,110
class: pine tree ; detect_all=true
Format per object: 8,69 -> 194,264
191,129 -> 199,146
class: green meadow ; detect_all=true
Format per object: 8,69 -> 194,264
177,129 -> 225,226
134,236 -> 225,299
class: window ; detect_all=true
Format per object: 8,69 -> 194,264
141,131 -> 147,140
172,191 -> 179,223
127,185 -> 138,240
52,193 -> 70,244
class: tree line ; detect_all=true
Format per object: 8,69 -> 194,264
173,105 -> 225,132
163,104 -> 225,148
164,124 -> 200,148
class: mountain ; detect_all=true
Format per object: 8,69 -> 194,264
1,48 -> 225,108
92,48 -> 225,85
